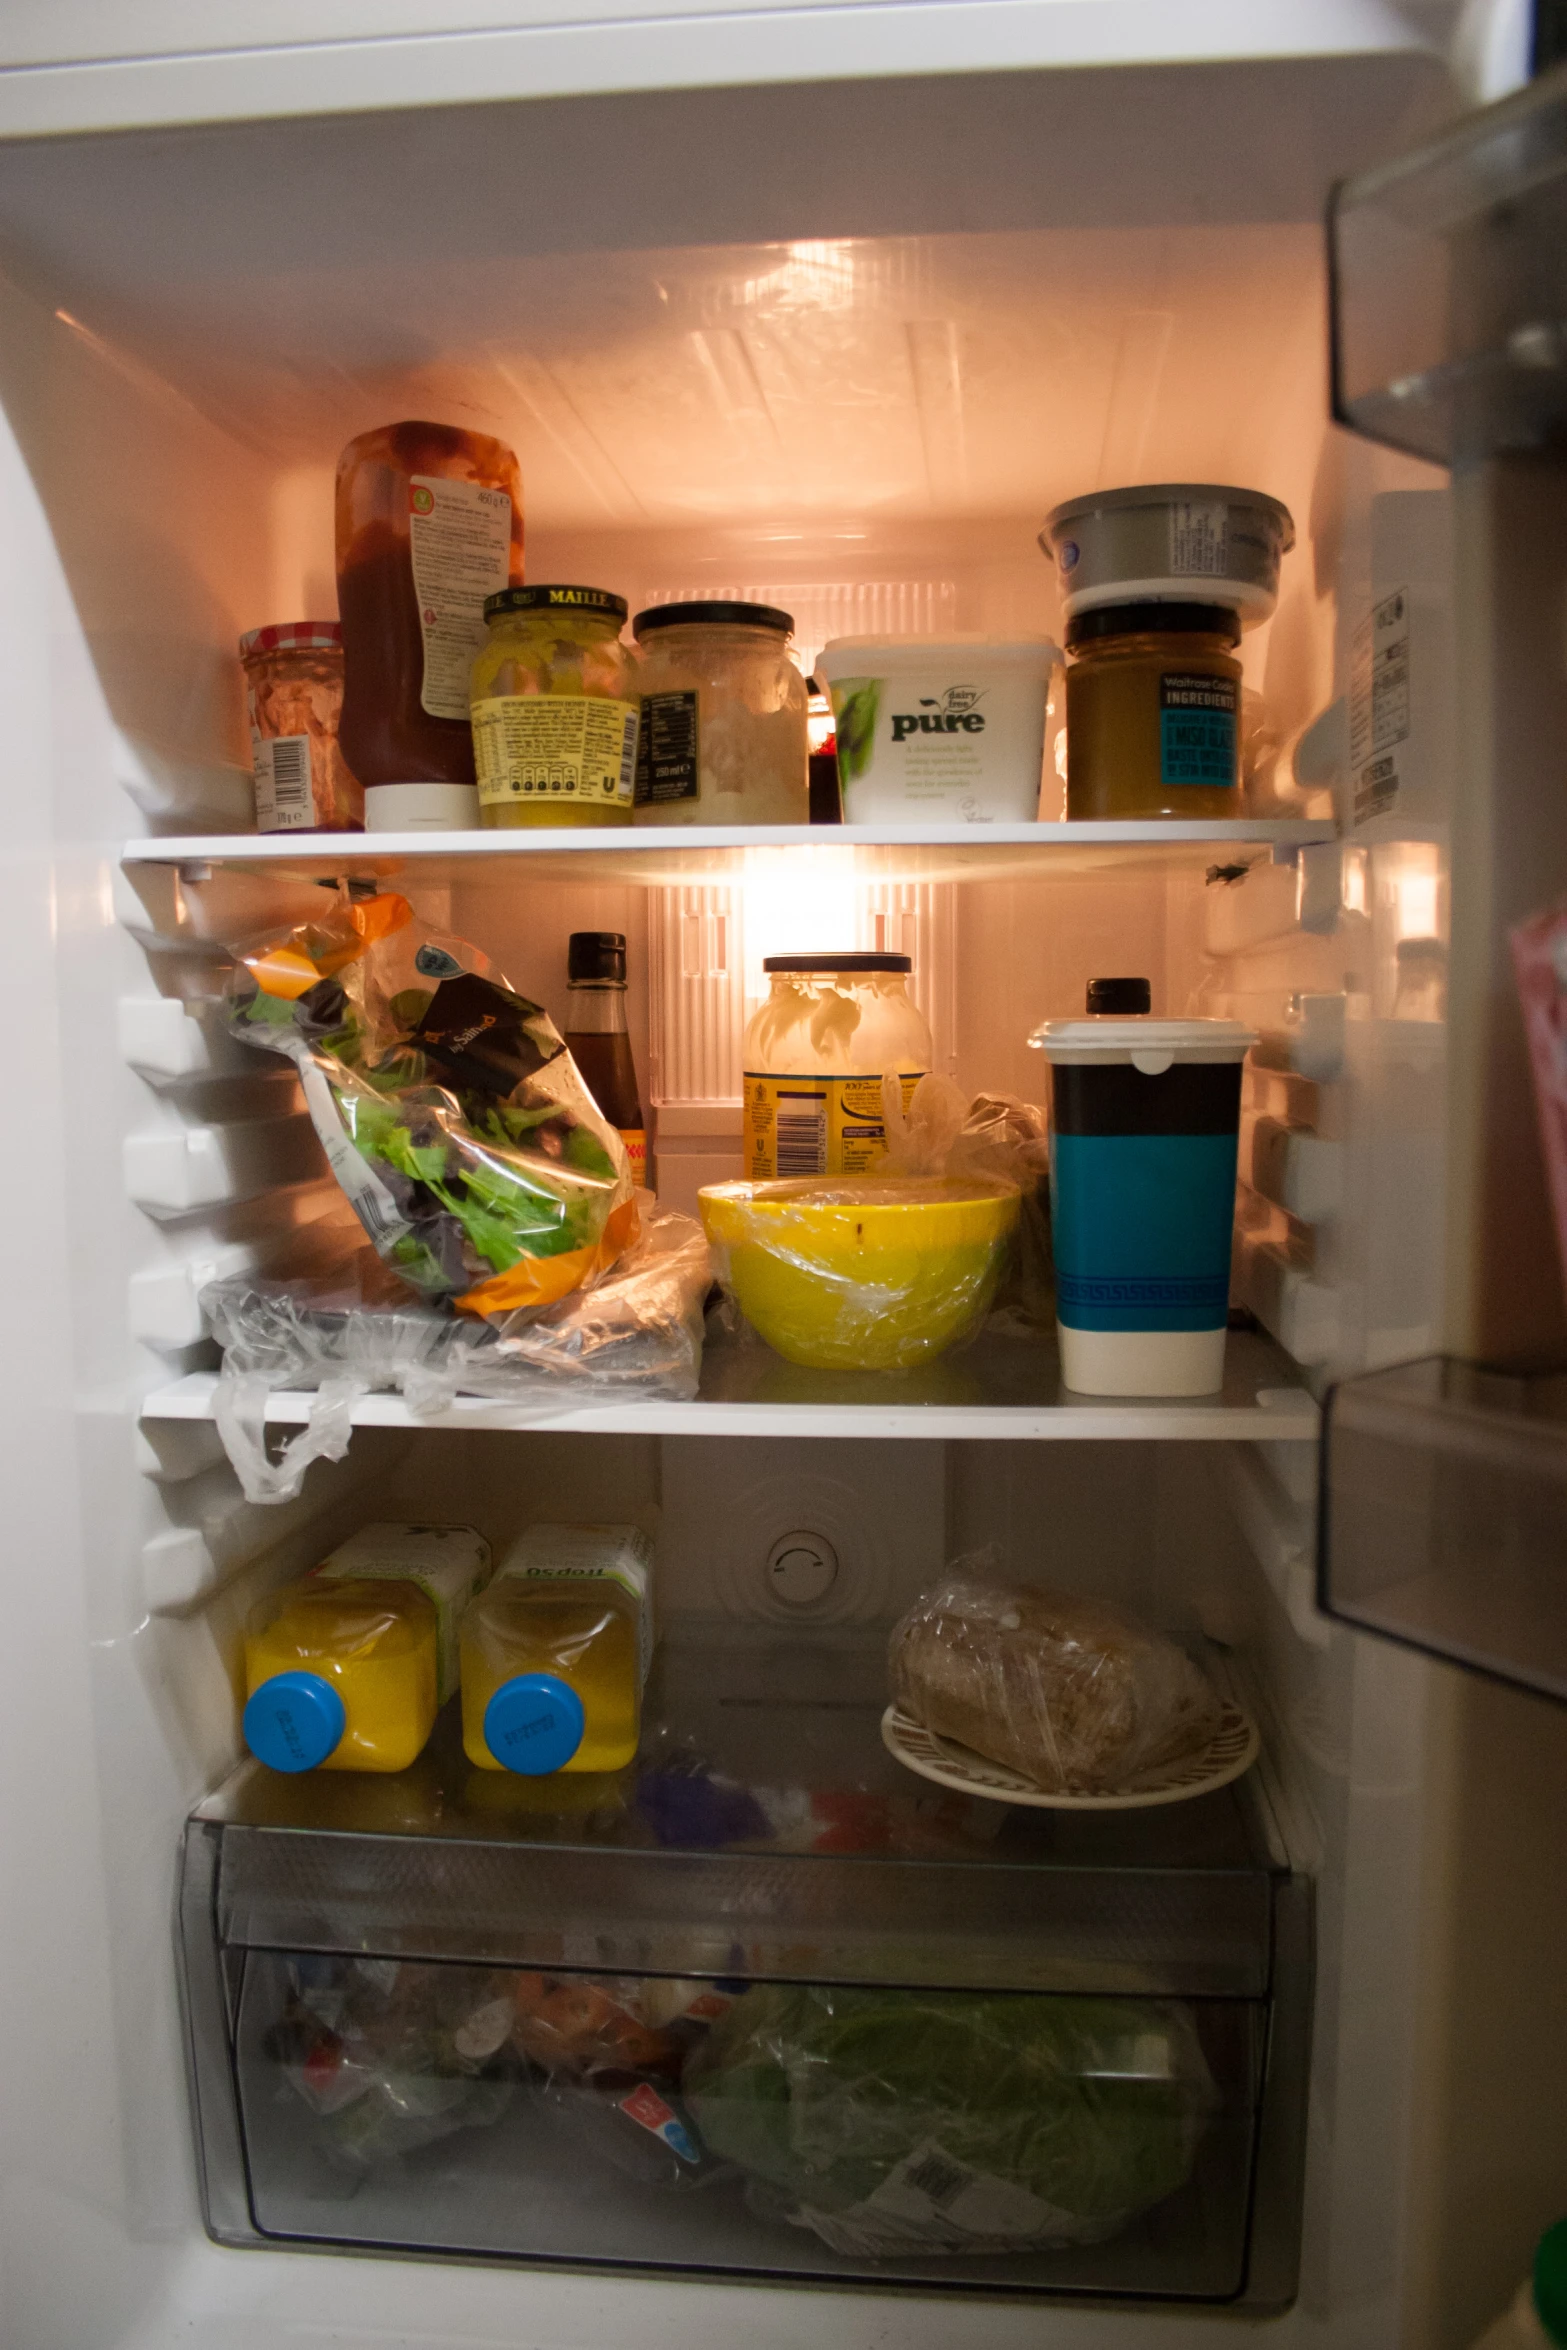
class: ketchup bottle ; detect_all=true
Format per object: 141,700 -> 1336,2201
335,421 -> 523,832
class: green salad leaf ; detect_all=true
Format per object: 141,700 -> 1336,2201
684,1985 -> 1214,2235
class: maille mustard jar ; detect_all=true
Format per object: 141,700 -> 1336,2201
1063,601 -> 1242,820
470,586 -> 639,829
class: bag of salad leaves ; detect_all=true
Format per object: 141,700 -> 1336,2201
227,890 -> 637,1323
684,1984 -> 1215,2258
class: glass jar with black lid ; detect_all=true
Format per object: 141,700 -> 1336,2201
1064,601 -> 1242,821
631,600 -> 809,828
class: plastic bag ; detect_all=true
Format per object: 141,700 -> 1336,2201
880,1072 -> 1054,1329
684,1983 -> 1215,2256
531,2061 -> 718,2189
510,1972 -> 679,2077
227,890 -> 637,1323
700,1176 -> 1019,1373
266,1955 -> 517,2171
202,1201 -> 710,1504
888,1556 -> 1224,1796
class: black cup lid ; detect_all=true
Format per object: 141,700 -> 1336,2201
634,600 -> 793,638
485,585 -> 627,623
1086,976 -> 1152,1014
763,952 -> 911,973
1065,601 -> 1241,649
568,931 -> 627,982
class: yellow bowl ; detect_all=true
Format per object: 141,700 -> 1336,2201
699,1177 -> 1020,1371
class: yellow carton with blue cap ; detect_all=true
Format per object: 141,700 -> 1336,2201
461,1524 -> 655,1775
242,1522 -> 490,1775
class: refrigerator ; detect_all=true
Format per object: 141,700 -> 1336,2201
0,9 -> 1564,2348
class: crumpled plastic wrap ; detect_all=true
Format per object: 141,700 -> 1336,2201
265,1954 -> 517,2171
684,1983 -> 1215,2256
202,1201 -> 710,1504
227,890 -> 637,1323
889,1558 -> 1225,1796
880,1072 -> 1054,1329
699,1175 -> 1019,1372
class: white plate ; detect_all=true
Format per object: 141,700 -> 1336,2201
880,1701 -> 1260,1810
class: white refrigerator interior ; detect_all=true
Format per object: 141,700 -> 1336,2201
0,10 -> 1562,2350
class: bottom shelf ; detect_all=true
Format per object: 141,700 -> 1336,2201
1320,1355 -> 1567,1704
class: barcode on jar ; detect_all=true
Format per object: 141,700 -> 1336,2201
616,711 -> 638,800
254,733 -> 315,831
775,1091 -> 827,1176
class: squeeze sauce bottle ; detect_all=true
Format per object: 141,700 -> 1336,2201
461,1524 -> 654,1776
335,420 -> 523,834
243,1523 -> 490,1774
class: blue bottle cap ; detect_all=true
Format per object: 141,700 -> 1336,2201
243,1671 -> 347,1772
483,1673 -> 585,1775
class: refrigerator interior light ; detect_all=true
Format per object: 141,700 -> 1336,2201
1389,845 -> 1442,943
741,846 -> 860,1001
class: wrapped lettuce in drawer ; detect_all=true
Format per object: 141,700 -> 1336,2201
889,1564 -> 1224,1795
684,1984 -> 1214,2256
227,889 -> 637,1323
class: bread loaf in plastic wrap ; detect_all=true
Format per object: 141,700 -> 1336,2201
889,1566 -> 1223,1795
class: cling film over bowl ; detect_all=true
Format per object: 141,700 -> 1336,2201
227,890 -> 637,1322
700,1175 -> 1019,1372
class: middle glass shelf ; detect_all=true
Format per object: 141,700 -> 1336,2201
187,1635 -> 1292,1996
142,1327 -> 1320,1443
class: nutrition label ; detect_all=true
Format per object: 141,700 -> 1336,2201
408,475 -> 513,719
473,694 -> 639,805
251,732 -> 316,831
1349,586 -> 1411,825
635,689 -> 700,803
744,1070 -> 924,1178
1169,502 -> 1229,576
1159,671 -> 1237,788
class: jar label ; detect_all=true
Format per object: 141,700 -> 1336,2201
472,694 -> 639,807
825,670 -> 1049,823
251,731 -> 317,831
1348,585 -> 1411,826
1159,672 -> 1237,789
1169,501 -> 1230,577
316,1526 -> 491,1702
408,475 -> 513,721
635,689 -> 700,804
744,1070 -> 924,1179
619,1127 -> 648,1184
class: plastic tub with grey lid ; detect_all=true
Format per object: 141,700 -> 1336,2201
1040,484 -> 1295,625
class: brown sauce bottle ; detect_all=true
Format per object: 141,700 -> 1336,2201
335,420 -> 524,799
563,931 -> 647,1189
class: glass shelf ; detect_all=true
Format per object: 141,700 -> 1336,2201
1320,1355 -> 1567,1703
1330,61 -> 1567,464
143,1327 -> 1320,1444
178,1637 -> 1310,2305
121,820 -> 1335,893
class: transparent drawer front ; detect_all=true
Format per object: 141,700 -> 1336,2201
1321,1355 -> 1567,1702
233,1949 -> 1262,2300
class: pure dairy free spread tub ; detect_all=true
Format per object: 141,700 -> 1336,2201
817,636 -> 1057,824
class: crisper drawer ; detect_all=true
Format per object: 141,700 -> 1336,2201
230,1948 -> 1267,2304
177,1640 -> 1310,2305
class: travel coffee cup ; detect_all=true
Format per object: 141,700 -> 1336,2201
1031,987 -> 1254,1396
